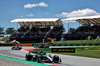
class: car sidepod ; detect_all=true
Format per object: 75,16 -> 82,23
39,55 -> 53,63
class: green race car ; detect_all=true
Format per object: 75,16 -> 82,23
25,51 -> 62,63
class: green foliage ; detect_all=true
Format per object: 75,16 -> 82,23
6,27 -> 16,34
62,27 -> 65,32
0,26 -> 4,35
68,27 -> 75,32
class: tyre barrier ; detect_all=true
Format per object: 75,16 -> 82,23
24,44 -> 32,47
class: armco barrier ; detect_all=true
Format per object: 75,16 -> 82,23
32,43 -> 100,46
68,44 -> 74,46
88,43 -> 93,46
58,44 -> 62,46
0,43 -> 99,47
94,43 -> 100,46
75,44 -> 80,46
82,43 -> 87,46
63,43 -> 68,46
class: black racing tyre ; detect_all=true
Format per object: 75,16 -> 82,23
59,58 -> 62,62
33,55 -> 38,61
12,47 -> 15,50
53,55 -> 59,63
19,47 -> 22,50
37,57 -> 41,63
25,54 -> 32,61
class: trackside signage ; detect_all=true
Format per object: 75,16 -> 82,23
51,48 -> 75,53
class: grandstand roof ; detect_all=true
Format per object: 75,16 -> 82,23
63,15 -> 100,25
10,18 -> 63,27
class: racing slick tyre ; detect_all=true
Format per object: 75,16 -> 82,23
37,57 -> 41,63
12,47 -> 15,50
53,55 -> 60,63
59,58 -> 62,62
25,54 -> 32,61
19,47 -> 22,50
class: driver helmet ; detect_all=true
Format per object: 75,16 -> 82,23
39,51 -> 43,53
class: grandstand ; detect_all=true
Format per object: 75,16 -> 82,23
10,18 -> 63,43
63,15 -> 100,40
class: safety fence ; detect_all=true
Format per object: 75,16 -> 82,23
33,43 -> 100,46
34,46 -> 100,52
0,43 -> 100,46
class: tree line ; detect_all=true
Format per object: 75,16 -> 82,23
0,26 -> 16,36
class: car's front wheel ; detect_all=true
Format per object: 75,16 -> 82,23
53,55 -> 60,63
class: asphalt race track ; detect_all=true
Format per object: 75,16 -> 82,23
0,47 -> 100,66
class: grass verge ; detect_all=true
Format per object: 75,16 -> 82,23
35,46 -> 100,59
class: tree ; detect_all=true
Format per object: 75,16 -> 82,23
0,26 -> 4,36
63,27 -> 65,32
68,27 -> 75,32
6,27 -> 16,34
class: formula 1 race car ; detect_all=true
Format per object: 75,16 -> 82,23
11,46 -> 22,50
35,44 -> 49,48
25,51 -> 62,63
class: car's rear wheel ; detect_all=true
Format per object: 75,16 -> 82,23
12,47 -> 15,50
25,54 -> 32,61
53,55 -> 60,63
37,57 -> 41,63
59,58 -> 62,62
19,47 -> 22,50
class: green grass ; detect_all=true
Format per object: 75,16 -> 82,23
58,47 -> 100,58
66,49 -> 100,58
35,47 -> 100,59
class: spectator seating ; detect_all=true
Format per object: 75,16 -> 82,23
64,25 -> 100,40
10,26 -> 63,43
